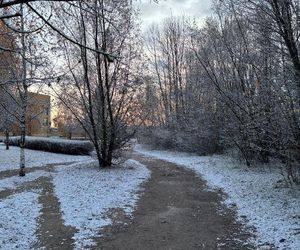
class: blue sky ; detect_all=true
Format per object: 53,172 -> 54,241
134,0 -> 213,31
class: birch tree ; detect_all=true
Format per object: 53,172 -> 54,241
0,3 -> 50,176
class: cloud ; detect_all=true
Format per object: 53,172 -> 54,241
134,0 -> 213,31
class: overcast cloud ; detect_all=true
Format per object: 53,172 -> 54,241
134,0 -> 213,32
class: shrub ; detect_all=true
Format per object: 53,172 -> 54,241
137,125 -> 220,155
9,136 -> 94,155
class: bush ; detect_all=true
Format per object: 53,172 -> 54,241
137,125 -> 220,155
9,136 -> 94,155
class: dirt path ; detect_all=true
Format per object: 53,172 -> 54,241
0,155 -> 254,249
96,154 -> 254,250
35,176 -> 77,250
0,162 -> 77,249
0,162 -> 75,180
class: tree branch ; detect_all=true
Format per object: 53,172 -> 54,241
0,12 -> 21,19
0,0 -> 75,9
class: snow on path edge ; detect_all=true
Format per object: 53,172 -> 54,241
134,144 -> 300,250
52,159 -> 151,250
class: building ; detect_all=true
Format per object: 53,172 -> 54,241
12,92 -> 51,136
27,92 -> 51,136
52,105 -> 86,139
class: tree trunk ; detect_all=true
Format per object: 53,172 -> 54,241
19,4 -> 27,177
271,0 -> 300,143
19,121 -> 26,176
5,130 -> 9,150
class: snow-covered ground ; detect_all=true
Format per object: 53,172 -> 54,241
52,159 -> 151,249
135,144 -> 300,250
0,170 -> 50,191
0,143 -> 92,171
4,141 -> 297,249
0,144 -> 150,249
0,191 -> 42,249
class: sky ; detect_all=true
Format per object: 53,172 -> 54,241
134,0 -> 214,32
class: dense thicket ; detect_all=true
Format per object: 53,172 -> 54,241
139,0 -> 300,181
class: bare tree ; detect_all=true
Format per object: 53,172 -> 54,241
52,0 -> 144,167
141,17 -> 220,154
0,3 -> 50,176
140,0 -> 299,182
53,103 -> 81,139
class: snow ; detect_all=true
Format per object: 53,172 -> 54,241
0,191 -> 42,249
135,144 -> 300,250
0,143 -> 92,172
0,170 -> 50,191
0,144 -> 150,249
52,159 -> 151,249
3,140 -> 296,249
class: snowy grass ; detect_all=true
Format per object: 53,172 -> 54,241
135,144 -> 300,250
0,191 -> 42,249
52,159 -> 151,249
0,143 -> 92,172
0,145 -> 150,249
0,170 -> 50,191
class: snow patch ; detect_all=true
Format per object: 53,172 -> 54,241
0,191 -> 42,249
0,143 -> 92,172
0,170 -> 50,191
52,159 -> 151,249
135,144 -> 300,250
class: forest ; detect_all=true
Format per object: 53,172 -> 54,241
0,0 -> 299,181
140,0 -> 300,183
0,0 -> 299,249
